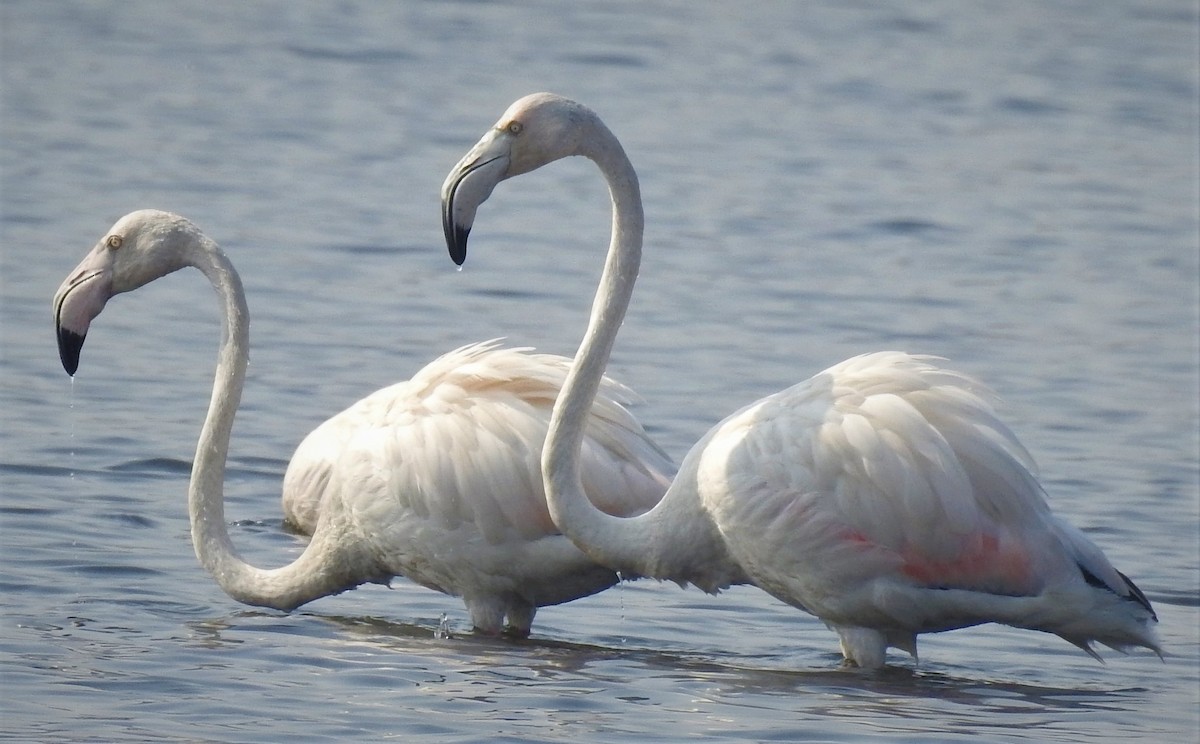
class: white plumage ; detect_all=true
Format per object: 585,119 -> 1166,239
441,92 -> 1161,668
279,339 -> 673,631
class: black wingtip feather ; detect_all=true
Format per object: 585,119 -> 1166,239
1116,569 -> 1157,621
1079,563 -> 1157,621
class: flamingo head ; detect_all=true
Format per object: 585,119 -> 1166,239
53,209 -> 201,375
440,92 -> 600,266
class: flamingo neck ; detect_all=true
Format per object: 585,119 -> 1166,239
542,121 -> 717,582
541,117 -> 744,591
541,121 -> 646,571
187,239 -> 371,610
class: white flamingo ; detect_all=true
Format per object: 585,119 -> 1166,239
53,209 -> 674,635
440,92 -> 1162,667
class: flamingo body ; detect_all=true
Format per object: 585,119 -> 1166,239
281,339 -> 674,630
441,93 -> 1161,667
691,351 -> 1153,666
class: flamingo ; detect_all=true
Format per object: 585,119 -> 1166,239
53,209 -> 674,635
440,92 -> 1162,667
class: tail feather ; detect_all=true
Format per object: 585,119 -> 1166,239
1065,637 -> 1106,664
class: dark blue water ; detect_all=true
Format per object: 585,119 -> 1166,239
2,1 -> 1197,741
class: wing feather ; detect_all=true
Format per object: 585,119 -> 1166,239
284,340 -> 672,549
702,351 -> 1060,598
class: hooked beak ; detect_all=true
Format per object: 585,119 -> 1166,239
440,128 -> 513,266
53,244 -> 115,376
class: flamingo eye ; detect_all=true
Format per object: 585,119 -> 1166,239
106,235 -> 123,249
506,121 -> 523,135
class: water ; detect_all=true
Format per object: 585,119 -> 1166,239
2,1 -> 1197,741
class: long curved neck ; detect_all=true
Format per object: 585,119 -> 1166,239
542,121 -> 733,587
188,239 -> 371,610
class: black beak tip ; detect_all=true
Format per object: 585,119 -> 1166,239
448,226 -> 470,267
57,327 -> 85,376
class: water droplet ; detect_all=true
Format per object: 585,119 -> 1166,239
69,376 -> 77,478
615,571 -> 628,644
434,612 -> 452,640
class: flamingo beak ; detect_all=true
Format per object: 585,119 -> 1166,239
53,244 -> 115,376
440,129 -> 512,266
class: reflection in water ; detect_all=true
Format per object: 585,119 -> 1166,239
182,610 -> 1154,718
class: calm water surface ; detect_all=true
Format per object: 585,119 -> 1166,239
2,2 -> 1198,742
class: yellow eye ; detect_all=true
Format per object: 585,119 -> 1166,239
507,121 -> 523,135
106,235 -> 123,249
